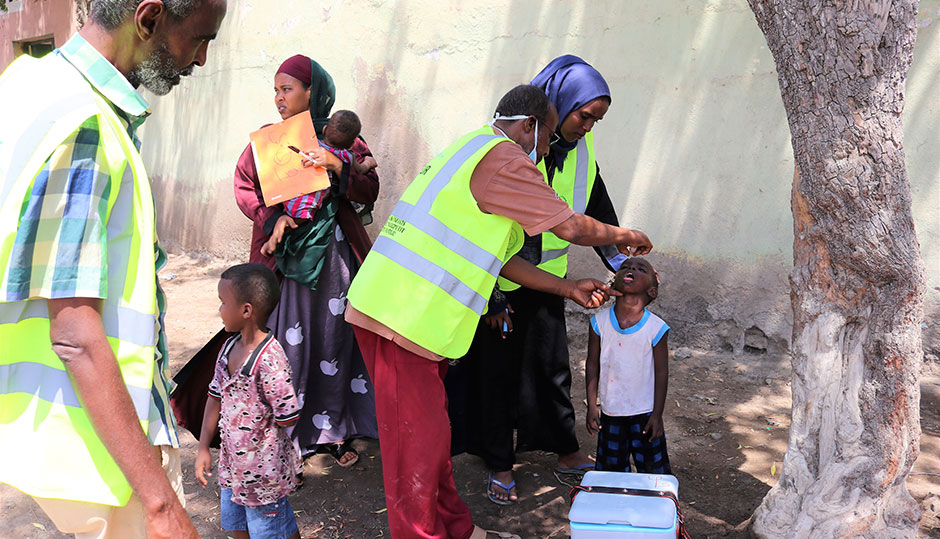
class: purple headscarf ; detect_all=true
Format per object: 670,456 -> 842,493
530,55 -> 610,170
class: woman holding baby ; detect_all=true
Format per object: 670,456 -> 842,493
234,54 -> 379,467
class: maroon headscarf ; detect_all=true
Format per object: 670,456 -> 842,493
276,54 -> 312,86
276,55 -> 335,136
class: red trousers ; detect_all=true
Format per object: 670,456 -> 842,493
354,326 -> 475,539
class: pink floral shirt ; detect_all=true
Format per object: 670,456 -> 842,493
208,333 -> 301,506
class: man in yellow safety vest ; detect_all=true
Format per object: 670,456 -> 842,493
345,84 -> 653,539
0,1 -> 227,537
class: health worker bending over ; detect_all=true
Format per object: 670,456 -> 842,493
344,84 -> 652,539
448,54 -> 626,504
0,1 -> 226,537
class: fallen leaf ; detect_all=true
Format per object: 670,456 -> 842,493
33,523 -> 46,531
736,443 -> 743,449
374,508 -> 387,514
675,400 -> 681,408
704,412 -> 718,417
689,501 -> 696,505
771,463 -> 777,476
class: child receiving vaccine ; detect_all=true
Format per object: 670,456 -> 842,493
586,257 -> 672,474
195,263 -> 302,539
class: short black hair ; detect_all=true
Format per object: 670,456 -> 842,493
494,84 -> 552,125
325,110 -> 362,150
220,263 -> 280,322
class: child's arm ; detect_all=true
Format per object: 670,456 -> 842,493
643,332 -> 669,440
352,155 -> 378,174
195,396 -> 221,487
261,214 -> 298,256
585,320 -> 602,436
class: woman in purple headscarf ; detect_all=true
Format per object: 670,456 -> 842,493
446,55 -> 623,504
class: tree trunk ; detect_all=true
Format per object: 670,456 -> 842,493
746,1 -> 926,537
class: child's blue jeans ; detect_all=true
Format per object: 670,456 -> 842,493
220,488 -> 298,538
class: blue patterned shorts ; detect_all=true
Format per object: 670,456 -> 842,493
595,412 -> 672,474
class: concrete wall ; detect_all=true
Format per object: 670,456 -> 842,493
0,0 -> 76,67
4,1 -> 938,353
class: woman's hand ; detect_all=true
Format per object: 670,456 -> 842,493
483,305 -> 514,339
262,215 -> 298,256
302,147 -> 343,174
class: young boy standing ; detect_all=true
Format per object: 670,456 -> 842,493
586,257 -> 672,474
195,263 -> 302,539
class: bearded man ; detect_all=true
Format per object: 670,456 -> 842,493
0,1 -> 227,537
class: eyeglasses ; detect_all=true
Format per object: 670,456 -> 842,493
549,132 -> 560,146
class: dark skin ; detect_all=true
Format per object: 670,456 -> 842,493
195,279 -> 300,539
46,3 -> 226,538
559,97 -> 610,143
484,102 -> 651,337
263,75 -> 351,257
80,0 -> 226,90
484,105 -> 651,502
586,258 -> 669,441
483,105 -> 651,338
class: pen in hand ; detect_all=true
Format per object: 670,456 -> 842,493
287,145 -> 317,164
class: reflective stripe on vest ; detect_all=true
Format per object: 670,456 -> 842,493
371,235 -> 488,314
383,132 -> 506,281
538,137 -> 588,265
347,128 -> 524,358
0,52 -> 158,506
0,362 -> 152,419
369,133 -> 502,314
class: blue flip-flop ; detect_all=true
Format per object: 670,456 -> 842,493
487,471 -> 516,505
554,463 -> 595,476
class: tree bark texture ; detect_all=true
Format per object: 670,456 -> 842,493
747,1 -> 926,537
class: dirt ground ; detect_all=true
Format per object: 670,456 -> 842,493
2,252 -> 939,538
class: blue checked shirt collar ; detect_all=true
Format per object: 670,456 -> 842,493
57,34 -> 151,136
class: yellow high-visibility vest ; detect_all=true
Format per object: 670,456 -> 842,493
498,131 -> 596,291
347,127 -> 524,359
0,52 -> 160,506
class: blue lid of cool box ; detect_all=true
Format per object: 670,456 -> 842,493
568,471 -> 679,529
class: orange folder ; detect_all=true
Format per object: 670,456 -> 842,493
249,113 -> 330,207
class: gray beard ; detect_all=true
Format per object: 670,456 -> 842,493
129,42 -> 192,96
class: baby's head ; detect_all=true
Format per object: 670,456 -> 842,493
612,257 -> 659,306
322,109 -> 361,150
218,263 -> 280,332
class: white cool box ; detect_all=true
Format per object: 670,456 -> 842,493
568,471 -> 681,538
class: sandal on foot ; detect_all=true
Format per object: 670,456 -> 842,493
327,441 -> 359,467
554,462 -> 594,476
487,471 -> 516,506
